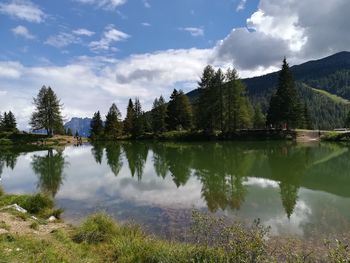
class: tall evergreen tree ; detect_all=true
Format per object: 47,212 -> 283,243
151,96 -> 167,133
302,103 -> 312,129
131,98 -> 144,137
1,111 -> 17,131
345,110 -> 350,129
123,99 -> 135,135
225,68 -> 253,131
213,69 -> 225,131
105,103 -> 122,140
30,86 -> 63,136
166,89 -> 192,130
196,65 -> 216,132
267,59 -> 302,129
90,111 -> 104,139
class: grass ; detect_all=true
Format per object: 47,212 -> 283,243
312,88 -> 350,104
1,192 -> 350,262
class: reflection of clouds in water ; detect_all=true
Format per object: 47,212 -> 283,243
244,177 -> 279,188
264,200 -> 312,237
56,149 -> 206,209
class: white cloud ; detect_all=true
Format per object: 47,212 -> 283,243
45,32 -> 80,48
0,0 -> 45,23
0,61 -> 23,79
179,27 -> 204,37
11,25 -> 35,39
89,25 -> 130,52
236,0 -> 247,12
73,28 -> 95,37
141,22 -> 151,27
74,0 -> 127,10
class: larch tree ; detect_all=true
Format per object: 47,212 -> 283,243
30,86 -> 63,136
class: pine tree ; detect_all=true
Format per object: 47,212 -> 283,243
166,89 -> 192,130
30,86 -> 64,136
196,65 -> 215,132
303,103 -> 312,129
151,96 -> 167,133
131,98 -> 144,137
105,103 -> 122,139
345,110 -> 350,129
267,59 -> 302,129
123,99 -> 135,135
213,69 -> 225,131
90,111 -> 104,139
0,111 -> 17,132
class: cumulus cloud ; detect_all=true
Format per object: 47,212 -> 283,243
0,0 -> 45,23
73,28 -> 95,37
11,25 -> 35,39
74,0 -> 127,10
179,27 -> 204,37
89,25 -> 130,51
215,0 -> 350,71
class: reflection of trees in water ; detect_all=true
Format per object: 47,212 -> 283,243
31,149 -> 67,197
91,142 -> 104,164
123,142 -> 148,180
0,149 -> 21,182
105,143 -> 123,176
265,143 -> 313,219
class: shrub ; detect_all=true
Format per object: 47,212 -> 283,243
73,213 -> 118,244
30,221 -> 39,230
22,193 -> 54,214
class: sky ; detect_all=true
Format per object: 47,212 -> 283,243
0,0 -> 350,129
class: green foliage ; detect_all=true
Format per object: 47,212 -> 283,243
73,213 -> 118,244
253,105 -> 266,129
325,239 -> 350,262
30,86 -> 64,136
167,89 -> 193,131
131,98 -> 145,138
123,99 -> 134,135
29,221 -> 39,230
267,59 -> 303,129
104,103 -> 122,140
90,111 -> 104,139
151,95 -> 167,133
0,111 -> 17,132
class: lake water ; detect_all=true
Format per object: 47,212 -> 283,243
1,141 -> 350,240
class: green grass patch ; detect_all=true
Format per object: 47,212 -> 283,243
312,88 -> 350,104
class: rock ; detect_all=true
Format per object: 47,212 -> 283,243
0,204 -> 27,213
48,216 -> 56,222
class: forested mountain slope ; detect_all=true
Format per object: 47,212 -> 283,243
188,51 -> 350,129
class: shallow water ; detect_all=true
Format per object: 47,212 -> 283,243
1,141 -> 350,240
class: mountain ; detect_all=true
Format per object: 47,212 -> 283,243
64,117 -> 92,137
187,51 -> 350,129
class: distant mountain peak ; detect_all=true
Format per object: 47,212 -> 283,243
64,117 -> 92,137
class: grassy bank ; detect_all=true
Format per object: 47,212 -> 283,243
0,131 -> 87,146
1,191 -> 350,262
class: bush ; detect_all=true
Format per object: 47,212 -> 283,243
73,213 -> 119,244
22,193 -> 54,214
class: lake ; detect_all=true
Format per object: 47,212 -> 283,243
1,141 -> 350,241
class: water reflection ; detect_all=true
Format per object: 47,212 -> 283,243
31,149 -> 67,197
2,141 -> 350,239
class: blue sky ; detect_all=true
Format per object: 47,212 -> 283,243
0,0 -> 349,129
1,0 -> 259,65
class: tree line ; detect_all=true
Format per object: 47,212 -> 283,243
0,111 -> 17,132
1,58 -> 338,138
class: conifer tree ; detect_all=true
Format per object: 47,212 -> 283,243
166,89 -> 192,130
30,86 -> 63,136
253,105 -> 266,129
0,111 -> 17,131
196,65 -> 215,132
105,103 -> 122,139
90,111 -> 104,139
123,99 -> 135,135
151,96 -> 167,133
66,128 -> 73,136
267,59 -> 302,129
131,98 -> 144,137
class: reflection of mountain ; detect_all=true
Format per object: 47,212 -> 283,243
31,149 -> 67,197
